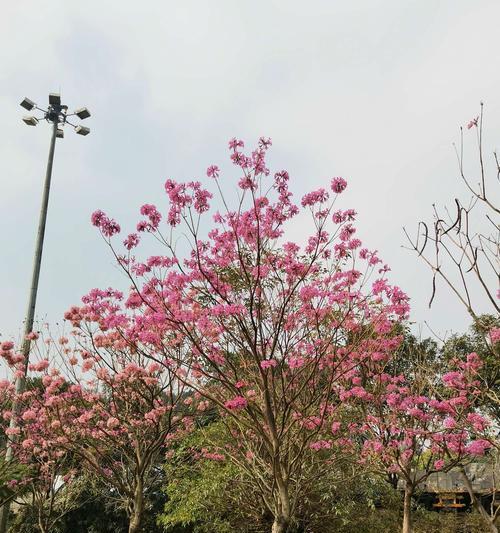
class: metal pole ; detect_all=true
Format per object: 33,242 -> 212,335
0,120 -> 58,532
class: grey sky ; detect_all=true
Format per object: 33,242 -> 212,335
1,0 -> 498,344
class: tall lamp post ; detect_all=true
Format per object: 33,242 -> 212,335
0,93 -> 91,532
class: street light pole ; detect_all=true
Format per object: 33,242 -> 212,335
20,119 -> 57,383
0,93 -> 91,532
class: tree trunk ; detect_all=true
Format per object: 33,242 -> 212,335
271,469 -> 291,533
460,467 -> 498,533
128,478 -> 144,533
38,508 -> 48,533
271,515 -> 288,533
38,518 -> 48,533
402,483 -> 413,533
128,515 -> 141,533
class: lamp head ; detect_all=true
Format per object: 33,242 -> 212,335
49,93 -> 61,106
20,97 -> 35,111
22,116 -> 39,126
75,125 -> 90,136
75,107 -> 91,120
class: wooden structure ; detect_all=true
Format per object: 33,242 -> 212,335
400,463 -> 499,512
432,492 -> 466,510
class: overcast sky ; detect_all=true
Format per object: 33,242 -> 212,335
1,0 -> 498,345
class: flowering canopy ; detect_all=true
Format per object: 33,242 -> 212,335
86,137 -> 411,532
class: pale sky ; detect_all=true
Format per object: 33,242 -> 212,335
1,0 -> 499,344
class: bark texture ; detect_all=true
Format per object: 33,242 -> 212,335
402,483 -> 413,533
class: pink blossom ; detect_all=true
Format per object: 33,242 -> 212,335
467,117 -> 478,129
331,422 -> 341,434
434,459 -> 445,470
124,233 -> 140,250
30,359 -> 50,372
490,328 -> 500,344
21,439 -> 34,449
288,356 -> 305,369
259,137 -> 272,150
106,417 -> 120,430
91,210 -> 106,227
260,359 -> 277,369
443,417 -> 457,429
22,410 -> 37,421
91,210 -> 121,237
330,177 -> 347,193
301,188 -> 329,207
203,451 -> 225,461
467,412 -> 488,432
465,439 -> 491,456
206,165 -> 220,178
350,386 -> 370,399
228,138 -> 244,150
224,396 -> 248,410
82,360 -> 94,372
310,440 -> 332,451
140,204 -> 162,229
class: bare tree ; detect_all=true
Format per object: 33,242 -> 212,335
405,104 -> 500,532
404,103 -> 498,322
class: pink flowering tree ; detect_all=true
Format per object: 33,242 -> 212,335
9,402 -> 78,533
1,325 -> 190,533
441,350 -> 499,532
88,137 -> 409,533
0,341 -> 34,511
32,328 -> 191,533
0,338 -> 82,533
0,341 -> 23,504
354,345 -> 492,533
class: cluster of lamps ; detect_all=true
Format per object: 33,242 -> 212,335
20,93 -> 91,137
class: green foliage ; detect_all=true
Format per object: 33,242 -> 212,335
159,421 -> 400,533
0,458 -> 29,507
442,314 -> 500,419
412,508 -> 489,533
8,474 -> 165,533
159,422 -> 258,533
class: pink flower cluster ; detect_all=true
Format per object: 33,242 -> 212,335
224,396 -> 248,410
91,210 -> 121,238
330,177 -> 347,194
301,188 -> 329,207
137,204 -> 162,233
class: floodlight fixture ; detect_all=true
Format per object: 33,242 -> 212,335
56,128 -> 64,139
48,93 -> 61,106
22,116 -> 39,126
20,97 -> 36,111
74,107 -> 91,120
75,125 -> 90,136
